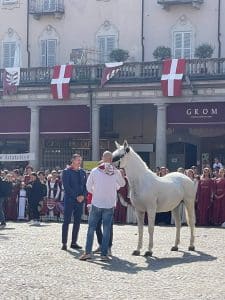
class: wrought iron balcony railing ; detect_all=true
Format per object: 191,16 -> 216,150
29,0 -> 64,17
0,58 -> 224,89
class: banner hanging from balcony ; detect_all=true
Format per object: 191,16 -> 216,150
3,67 -> 20,96
101,62 -> 123,87
51,65 -> 73,99
161,59 -> 185,97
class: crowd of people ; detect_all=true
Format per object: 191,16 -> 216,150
0,156 -> 225,231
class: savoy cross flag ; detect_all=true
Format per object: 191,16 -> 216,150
3,67 -> 20,95
101,62 -> 123,87
51,65 -> 73,99
161,59 -> 186,97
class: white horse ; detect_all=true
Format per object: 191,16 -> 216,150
112,141 -> 196,257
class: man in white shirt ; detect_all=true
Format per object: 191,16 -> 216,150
80,151 -> 125,261
213,157 -> 223,170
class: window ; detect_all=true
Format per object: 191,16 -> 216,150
97,35 -> 116,63
43,0 -> 56,11
3,42 -> 16,68
41,39 -> 57,67
173,31 -> 192,59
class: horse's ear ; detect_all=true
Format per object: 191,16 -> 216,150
115,141 -> 120,149
123,140 -> 129,148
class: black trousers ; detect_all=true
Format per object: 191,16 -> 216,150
62,199 -> 83,245
30,199 -> 40,221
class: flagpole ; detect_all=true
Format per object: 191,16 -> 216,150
27,0 -> 31,68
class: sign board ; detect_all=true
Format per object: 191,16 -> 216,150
0,153 -> 35,162
83,161 -> 99,171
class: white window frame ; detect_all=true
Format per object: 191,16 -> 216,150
173,31 -> 192,59
2,41 -> 16,68
97,35 -> 117,63
41,39 -> 57,67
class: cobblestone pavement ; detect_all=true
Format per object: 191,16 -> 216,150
0,222 -> 225,300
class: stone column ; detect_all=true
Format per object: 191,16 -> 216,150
29,106 -> 40,170
155,103 -> 167,168
91,103 -> 100,161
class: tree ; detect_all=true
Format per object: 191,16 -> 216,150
153,46 -> 171,61
194,43 -> 214,59
109,49 -> 129,62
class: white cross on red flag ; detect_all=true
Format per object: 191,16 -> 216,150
161,59 -> 186,97
101,62 -> 123,87
51,65 -> 73,99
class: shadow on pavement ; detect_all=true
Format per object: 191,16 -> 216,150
144,250 -> 217,272
0,232 -> 10,240
78,250 -> 217,274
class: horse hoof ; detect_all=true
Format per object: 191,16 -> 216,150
144,251 -> 152,257
188,246 -> 195,251
132,250 -> 140,256
171,246 -> 178,251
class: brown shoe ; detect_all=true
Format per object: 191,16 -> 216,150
79,253 -> 92,261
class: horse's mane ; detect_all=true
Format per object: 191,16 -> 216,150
129,147 -> 156,176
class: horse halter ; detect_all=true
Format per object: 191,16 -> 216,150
112,147 -> 130,163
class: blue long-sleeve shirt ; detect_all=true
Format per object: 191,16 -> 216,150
62,167 -> 87,201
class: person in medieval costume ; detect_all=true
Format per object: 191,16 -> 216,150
196,167 -> 214,226
211,168 -> 225,226
17,181 -> 28,220
46,170 -> 61,220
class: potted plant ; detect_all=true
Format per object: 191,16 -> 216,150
153,46 -> 171,61
194,43 -> 214,58
109,49 -> 129,62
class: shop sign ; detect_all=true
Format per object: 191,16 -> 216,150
0,153 -> 35,161
167,103 -> 225,126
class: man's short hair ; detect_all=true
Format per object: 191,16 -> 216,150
102,151 -> 112,159
71,153 -> 81,161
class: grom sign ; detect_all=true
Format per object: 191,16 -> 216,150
167,103 -> 225,126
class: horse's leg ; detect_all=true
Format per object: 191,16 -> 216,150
184,200 -> 196,251
171,205 -> 181,251
132,210 -> 145,256
144,210 -> 156,257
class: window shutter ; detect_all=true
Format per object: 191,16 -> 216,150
174,32 -> 182,58
98,37 -> 106,63
106,36 -> 115,61
47,39 -> 56,67
183,32 -> 191,59
173,31 -> 191,59
41,40 -> 47,67
3,42 -> 16,67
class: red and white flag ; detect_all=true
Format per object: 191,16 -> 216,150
51,65 -> 73,99
3,67 -> 20,95
161,59 -> 186,97
101,62 -> 123,87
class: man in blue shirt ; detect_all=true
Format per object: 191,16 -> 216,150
61,154 -> 87,250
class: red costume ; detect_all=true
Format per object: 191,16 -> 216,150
114,177 -> 130,224
196,178 -> 213,226
212,178 -> 225,225
5,180 -> 20,221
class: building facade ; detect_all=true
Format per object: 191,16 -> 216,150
0,0 -> 225,171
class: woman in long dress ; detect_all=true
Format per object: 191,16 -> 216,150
196,167 -> 213,226
211,168 -> 225,225
17,182 -> 27,220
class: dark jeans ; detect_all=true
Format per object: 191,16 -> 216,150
96,218 -> 113,248
62,199 -> 83,245
0,197 -> 6,223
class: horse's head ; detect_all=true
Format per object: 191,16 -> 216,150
112,140 -> 130,168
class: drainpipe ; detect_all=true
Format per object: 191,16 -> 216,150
27,0 -> 31,67
218,0 -> 221,59
141,0 -> 145,62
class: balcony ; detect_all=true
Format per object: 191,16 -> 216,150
0,58 -> 224,89
29,0 -> 64,19
157,0 -> 204,9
